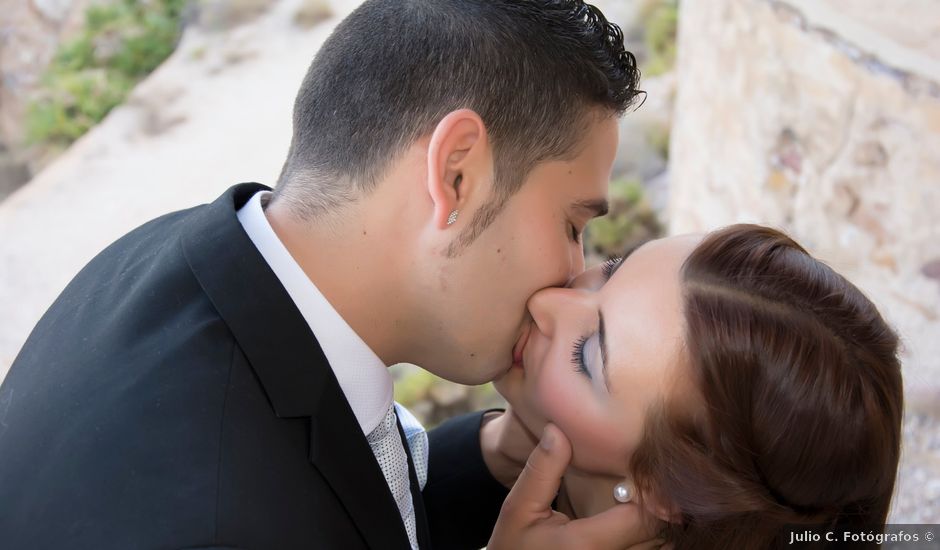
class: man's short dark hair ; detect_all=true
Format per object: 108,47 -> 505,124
274,0 -> 642,237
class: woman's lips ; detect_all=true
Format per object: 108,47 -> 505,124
512,325 -> 531,367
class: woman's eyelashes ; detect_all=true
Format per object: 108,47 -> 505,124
571,334 -> 594,379
601,256 -> 623,279
568,257 -> 622,380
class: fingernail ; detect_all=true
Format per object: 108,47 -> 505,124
539,426 -> 554,451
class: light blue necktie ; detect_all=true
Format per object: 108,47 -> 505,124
365,403 -> 427,550
396,402 -> 428,490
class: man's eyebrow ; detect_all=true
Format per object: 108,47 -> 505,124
599,310 -> 611,392
572,198 -> 609,218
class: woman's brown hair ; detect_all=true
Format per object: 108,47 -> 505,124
630,224 -> 903,548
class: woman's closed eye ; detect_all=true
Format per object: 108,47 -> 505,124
571,333 -> 601,380
572,335 -> 592,379
568,253 -> 630,382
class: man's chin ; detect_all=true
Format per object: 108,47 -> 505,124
430,355 -> 511,386
493,364 -> 524,401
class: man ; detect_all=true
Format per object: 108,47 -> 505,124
0,0 -> 644,548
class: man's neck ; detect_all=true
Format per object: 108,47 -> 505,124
263,202 -> 417,367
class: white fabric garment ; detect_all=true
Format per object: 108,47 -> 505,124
236,190 -> 428,548
236,190 -> 392,434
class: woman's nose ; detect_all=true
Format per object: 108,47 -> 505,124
526,287 -> 589,338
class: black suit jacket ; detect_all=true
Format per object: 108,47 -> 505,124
0,183 -> 507,549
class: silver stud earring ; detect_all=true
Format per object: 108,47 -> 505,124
446,210 -> 459,225
613,481 -> 634,503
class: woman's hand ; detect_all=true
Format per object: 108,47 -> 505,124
489,424 -> 665,550
480,407 -> 539,488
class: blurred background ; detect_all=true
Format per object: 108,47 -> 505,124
0,0 -> 937,522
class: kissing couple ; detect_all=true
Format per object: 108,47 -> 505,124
0,1 -> 903,549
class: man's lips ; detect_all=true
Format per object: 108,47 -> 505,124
512,325 -> 531,366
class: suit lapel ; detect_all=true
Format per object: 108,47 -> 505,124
309,386 -> 412,549
181,183 -> 411,549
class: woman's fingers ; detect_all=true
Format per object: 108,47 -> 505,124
560,500 -> 661,549
506,423 -> 572,519
625,537 -> 668,550
489,423 -> 664,550
488,424 -> 573,548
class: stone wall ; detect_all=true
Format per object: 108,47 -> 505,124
669,0 -> 940,521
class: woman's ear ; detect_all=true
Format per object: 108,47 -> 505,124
426,109 -> 489,229
639,489 -> 683,524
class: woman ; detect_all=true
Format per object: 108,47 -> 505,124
495,224 -> 903,548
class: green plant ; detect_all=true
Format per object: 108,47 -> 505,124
27,70 -> 133,144
585,178 -> 664,258
641,0 -> 679,77
26,0 -> 187,146
646,122 -> 671,161
394,369 -> 439,409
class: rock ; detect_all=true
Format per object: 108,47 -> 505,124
853,140 -> 888,167
0,150 -> 31,200
589,0 -> 644,36
922,259 -> 940,281
195,0 -> 278,31
31,0 -> 72,23
613,72 -> 676,183
428,381 -> 468,408
669,0 -> 940,389
293,0 -> 333,29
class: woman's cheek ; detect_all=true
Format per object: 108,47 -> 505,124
533,365 -> 578,428
534,370 -> 628,473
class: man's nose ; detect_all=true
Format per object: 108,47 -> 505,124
526,287 -> 588,338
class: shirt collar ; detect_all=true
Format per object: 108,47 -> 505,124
236,190 -> 392,435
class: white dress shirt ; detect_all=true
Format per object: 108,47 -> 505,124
238,189 -> 429,469
236,190 -> 393,435
236,190 -> 430,489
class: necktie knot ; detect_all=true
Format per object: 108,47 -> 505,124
366,404 -> 398,444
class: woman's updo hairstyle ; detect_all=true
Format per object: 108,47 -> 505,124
630,224 -> 903,548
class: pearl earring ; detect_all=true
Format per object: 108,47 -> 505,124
613,481 -> 634,503
446,210 -> 459,225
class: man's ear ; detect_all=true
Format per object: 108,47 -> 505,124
426,109 -> 489,229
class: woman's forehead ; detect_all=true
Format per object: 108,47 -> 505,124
601,235 -> 697,397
